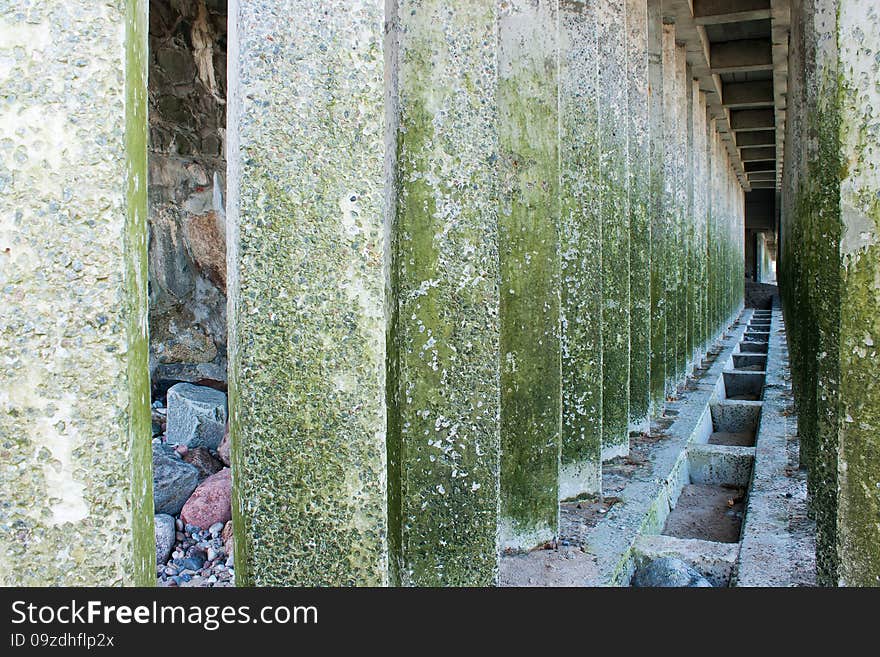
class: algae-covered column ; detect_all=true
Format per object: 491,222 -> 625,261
673,45 -> 689,381
598,0 -> 631,460
627,0 -> 651,431
227,0 -> 389,586
805,0 -> 841,586
647,0 -> 667,411
0,1 -> 153,585
692,92 -> 709,357
388,0 -> 503,584
498,0 -> 561,551
661,22 -> 679,394
836,0 -> 880,587
560,0 -> 603,499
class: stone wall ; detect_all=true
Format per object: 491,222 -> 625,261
148,0 -> 227,390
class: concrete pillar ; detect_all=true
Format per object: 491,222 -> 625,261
692,93 -> 709,357
647,1 -> 667,410
673,44 -> 689,383
661,23 -> 679,394
685,70 -> 696,373
227,0 -> 388,586
805,0 -> 840,586
560,0 -> 603,498
388,0 -> 503,585
707,117 -> 718,341
0,1 -> 154,585
599,0 -> 631,460
627,0 -> 651,431
498,0 -> 561,551
835,0 -> 880,587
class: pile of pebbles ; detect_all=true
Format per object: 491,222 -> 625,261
157,519 -> 234,588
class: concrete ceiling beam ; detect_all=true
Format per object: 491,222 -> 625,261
664,0 -> 750,190
693,0 -> 772,25
749,171 -> 777,181
737,130 -> 777,147
770,0 -> 791,190
741,146 -> 777,161
730,108 -> 775,131
745,160 -> 777,173
722,80 -> 774,108
710,38 -> 774,73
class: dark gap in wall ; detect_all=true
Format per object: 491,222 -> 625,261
147,0 -> 232,588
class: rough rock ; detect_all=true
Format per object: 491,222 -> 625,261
221,520 -> 234,557
166,383 -> 227,450
155,514 -> 176,565
183,210 -> 226,292
182,446 -> 224,480
217,422 -> 230,466
153,443 -> 201,515
631,557 -> 713,588
180,468 -> 232,529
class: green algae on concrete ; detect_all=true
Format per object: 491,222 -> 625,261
810,4 -> 842,584
661,23 -> 680,395
780,0 -> 841,585
559,0 -> 603,499
627,0 -> 651,432
672,44 -> 689,383
227,0 -> 388,586
692,89 -> 710,359
647,1 -> 667,411
0,0 -> 153,585
599,0 -> 631,460
835,0 -> 880,586
498,0 -> 561,550
389,0 -> 501,584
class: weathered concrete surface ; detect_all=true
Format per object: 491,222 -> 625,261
559,1 -> 603,500
647,0 -> 668,410
388,0 -> 502,585
599,0 -> 631,460
836,0 -> 880,587
0,0 -> 154,585
736,309 -> 817,587
781,0 -> 840,585
627,0 -> 651,432
661,23 -> 680,394
498,0 -> 561,551
687,444 -> 754,489
498,313 -> 750,586
633,534 -> 738,587
227,0 -> 388,586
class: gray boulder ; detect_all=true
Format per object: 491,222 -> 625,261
153,443 -> 200,515
165,383 -> 227,450
154,513 -> 176,565
631,557 -> 713,588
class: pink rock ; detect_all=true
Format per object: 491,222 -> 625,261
217,422 -> 231,466
180,468 -> 231,529
175,444 -> 188,456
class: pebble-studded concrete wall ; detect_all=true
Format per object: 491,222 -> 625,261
0,0 -> 153,585
1,0 -> 752,586
498,0 -> 561,553
229,0 -> 747,584
782,0 -> 880,586
559,1 -> 603,501
227,0 -> 389,586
